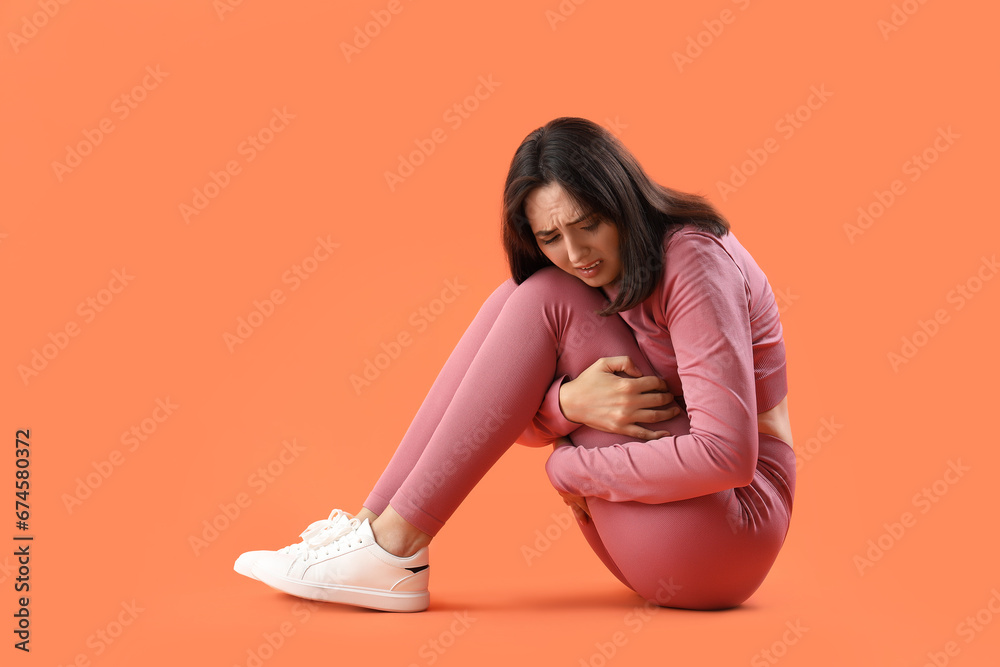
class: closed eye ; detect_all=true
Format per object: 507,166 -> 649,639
538,216 -> 601,246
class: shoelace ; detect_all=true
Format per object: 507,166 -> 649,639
301,517 -> 366,562
276,509 -> 353,555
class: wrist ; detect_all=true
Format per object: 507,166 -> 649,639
558,378 -> 581,424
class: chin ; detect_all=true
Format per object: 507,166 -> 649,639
584,276 -> 614,289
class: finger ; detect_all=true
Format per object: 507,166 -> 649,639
625,425 -> 670,440
633,391 -> 676,410
600,355 -> 642,378
635,406 -> 682,422
631,374 -> 670,394
619,356 -> 643,378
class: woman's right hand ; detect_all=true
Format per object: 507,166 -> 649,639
558,356 -> 681,440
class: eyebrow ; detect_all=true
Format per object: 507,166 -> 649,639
533,212 -> 595,238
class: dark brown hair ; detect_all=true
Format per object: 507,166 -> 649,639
501,117 -> 730,316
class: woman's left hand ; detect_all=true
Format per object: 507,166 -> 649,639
551,438 -> 591,524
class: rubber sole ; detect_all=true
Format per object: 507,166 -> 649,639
251,562 -> 429,613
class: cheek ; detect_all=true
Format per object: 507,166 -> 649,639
538,244 -> 564,266
601,229 -> 620,257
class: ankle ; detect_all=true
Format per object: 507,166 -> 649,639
374,531 -> 431,558
370,507 -> 432,558
354,507 -> 379,524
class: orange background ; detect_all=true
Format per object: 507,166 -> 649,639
3,0 -> 999,665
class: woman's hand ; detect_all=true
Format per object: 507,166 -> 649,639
559,356 -> 681,440
551,437 -> 591,524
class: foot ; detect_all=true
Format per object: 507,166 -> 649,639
233,509 -> 354,581
250,517 -> 430,612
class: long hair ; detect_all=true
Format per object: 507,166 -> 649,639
501,117 -> 730,316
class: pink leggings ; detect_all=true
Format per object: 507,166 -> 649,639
363,267 -> 796,609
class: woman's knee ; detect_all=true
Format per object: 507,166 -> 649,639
483,277 -> 518,308
508,266 -> 609,316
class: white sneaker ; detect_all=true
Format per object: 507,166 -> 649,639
250,517 -> 430,612
234,509 -> 354,581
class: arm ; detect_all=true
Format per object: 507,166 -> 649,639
517,354 -> 680,446
544,232 -> 759,503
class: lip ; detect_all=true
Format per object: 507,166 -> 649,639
573,260 -> 602,270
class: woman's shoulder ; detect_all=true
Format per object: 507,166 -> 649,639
661,225 -> 778,314
662,225 -> 743,270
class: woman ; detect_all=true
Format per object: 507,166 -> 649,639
235,117 -> 796,612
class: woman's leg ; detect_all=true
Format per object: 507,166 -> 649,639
370,266 -> 660,540
483,292 -> 794,609
245,271 -> 666,610
361,278 -> 519,519
358,264 -> 794,610
570,423 -> 797,609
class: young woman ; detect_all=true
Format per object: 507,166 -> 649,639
235,117 -> 796,612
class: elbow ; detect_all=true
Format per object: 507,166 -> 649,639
699,432 -> 758,489
731,460 -> 756,488
517,419 -> 560,448
729,439 -> 758,488
516,430 -> 556,448
713,458 -> 755,491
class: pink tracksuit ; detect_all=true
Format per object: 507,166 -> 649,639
363,227 -> 795,609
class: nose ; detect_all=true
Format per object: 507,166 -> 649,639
565,235 -> 589,264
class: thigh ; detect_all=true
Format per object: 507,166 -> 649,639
587,437 -> 795,610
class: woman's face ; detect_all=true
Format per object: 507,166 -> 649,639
524,181 -> 622,288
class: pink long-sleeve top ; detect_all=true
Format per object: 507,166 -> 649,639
519,226 -> 788,504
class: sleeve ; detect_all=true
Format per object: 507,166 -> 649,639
544,232 -> 759,503
516,374 -> 582,447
